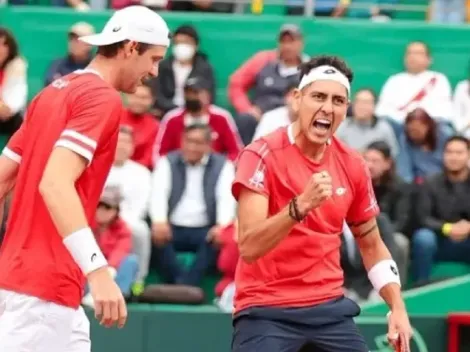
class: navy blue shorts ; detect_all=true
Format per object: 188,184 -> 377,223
232,296 -> 368,352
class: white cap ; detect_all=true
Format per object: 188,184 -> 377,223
79,6 -> 170,47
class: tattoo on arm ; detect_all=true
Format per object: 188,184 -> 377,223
354,224 -> 378,238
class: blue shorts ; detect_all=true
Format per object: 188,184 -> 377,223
232,296 -> 368,352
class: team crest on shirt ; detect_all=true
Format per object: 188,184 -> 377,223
249,169 -> 265,188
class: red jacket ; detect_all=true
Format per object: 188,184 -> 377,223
121,110 -> 159,170
153,105 -> 243,164
228,50 -> 278,114
94,218 -> 132,269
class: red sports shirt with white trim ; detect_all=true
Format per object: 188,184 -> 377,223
0,71 -> 123,308
231,125 -> 379,313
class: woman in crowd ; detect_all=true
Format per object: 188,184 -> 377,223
0,27 -> 28,148
396,108 -> 450,184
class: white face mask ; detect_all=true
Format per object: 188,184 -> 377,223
173,44 -> 195,62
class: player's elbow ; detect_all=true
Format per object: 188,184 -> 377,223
39,174 -> 68,202
238,236 -> 261,264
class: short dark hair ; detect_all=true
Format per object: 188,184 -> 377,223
0,27 -> 19,70
174,25 -> 199,45
97,40 -> 151,58
444,135 -> 470,150
299,55 -> 354,84
184,122 -> 212,142
366,141 -> 392,159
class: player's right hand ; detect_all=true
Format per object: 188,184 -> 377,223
152,222 -> 172,246
297,171 -> 333,215
87,267 -> 127,329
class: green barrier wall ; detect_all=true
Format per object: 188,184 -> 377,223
85,306 -> 447,352
1,7 -> 470,109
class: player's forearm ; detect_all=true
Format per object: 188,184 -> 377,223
238,205 -> 296,263
39,178 -> 89,237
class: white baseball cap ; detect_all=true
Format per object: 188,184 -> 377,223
79,6 -> 170,47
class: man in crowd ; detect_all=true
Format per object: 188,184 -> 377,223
154,77 -> 242,164
413,136 -> 470,285
150,123 -> 236,286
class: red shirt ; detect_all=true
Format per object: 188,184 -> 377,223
94,218 -> 132,269
153,105 -> 243,164
0,71 -> 123,308
231,125 -> 379,313
121,110 -> 159,170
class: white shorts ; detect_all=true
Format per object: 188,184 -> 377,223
0,289 -> 91,352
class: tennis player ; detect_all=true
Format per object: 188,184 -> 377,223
0,6 -> 169,352
232,55 -> 412,352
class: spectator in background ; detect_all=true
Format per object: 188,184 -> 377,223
150,123 -> 236,286
105,126 -> 152,294
347,0 -> 398,19
396,108 -> 449,183
122,81 -> 159,169
376,41 -> 453,128
412,136 -> 470,285
154,77 -> 242,164
252,81 -> 297,141
0,27 -> 27,143
453,61 -> 470,137
44,22 -> 94,87
170,0 -> 234,12
82,186 -> 139,307
149,25 -> 215,118
228,24 -> 307,144
431,0 -> 466,24
336,88 -> 398,157
287,0 -> 350,16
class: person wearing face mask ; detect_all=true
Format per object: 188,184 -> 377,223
153,77 -> 243,164
148,25 -> 216,118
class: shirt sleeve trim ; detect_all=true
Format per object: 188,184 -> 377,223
61,129 -> 97,150
2,147 -> 21,163
55,140 -> 93,164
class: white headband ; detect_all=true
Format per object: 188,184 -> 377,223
298,65 -> 350,97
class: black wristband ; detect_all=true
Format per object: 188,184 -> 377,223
289,197 -> 304,222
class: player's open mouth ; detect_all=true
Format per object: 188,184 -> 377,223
312,119 -> 332,131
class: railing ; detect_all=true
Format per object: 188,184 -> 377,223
4,0 -> 430,17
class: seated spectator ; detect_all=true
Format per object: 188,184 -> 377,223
105,126 -> 152,294
252,81 -> 297,141
122,81 -> 159,169
336,88 -> 398,157
149,25 -> 215,118
287,0 -> 350,16
431,0 -> 466,24
396,108 -> 450,183
154,77 -> 242,164
228,24 -> 307,144
412,136 -> 470,285
0,27 -> 27,143
150,123 -> 236,286
347,0 -> 398,19
171,0 -> 234,12
375,41 -> 453,128
452,61 -> 470,137
214,221 -> 239,297
82,186 -> 139,307
44,22 -> 94,87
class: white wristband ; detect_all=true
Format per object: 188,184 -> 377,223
63,227 -> 108,276
367,259 -> 401,292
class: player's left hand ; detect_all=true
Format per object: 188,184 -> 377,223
387,309 -> 413,352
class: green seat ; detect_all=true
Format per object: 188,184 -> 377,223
393,0 -> 427,20
431,262 -> 470,279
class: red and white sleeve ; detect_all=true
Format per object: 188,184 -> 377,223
55,86 -> 122,165
2,122 -> 26,163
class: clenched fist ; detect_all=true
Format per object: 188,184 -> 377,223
296,171 -> 333,216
